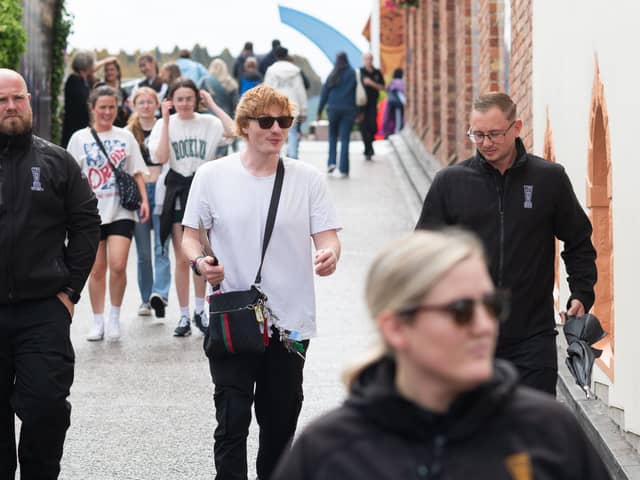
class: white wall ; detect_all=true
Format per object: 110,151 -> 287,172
531,0 -> 640,434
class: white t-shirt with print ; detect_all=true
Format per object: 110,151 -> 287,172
67,126 -> 147,225
182,154 -> 341,339
148,112 -> 224,177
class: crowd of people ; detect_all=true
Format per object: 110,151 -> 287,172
0,34 -> 611,480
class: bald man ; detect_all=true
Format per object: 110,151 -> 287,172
0,69 -> 100,478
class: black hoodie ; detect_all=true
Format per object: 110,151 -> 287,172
273,357 -> 610,479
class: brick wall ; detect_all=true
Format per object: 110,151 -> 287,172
478,0 -> 504,93
425,0 -> 441,152
454,0 -> 474,162
439,0 -> 457,163
401,0 -> 533,160
509,0 -> 533,150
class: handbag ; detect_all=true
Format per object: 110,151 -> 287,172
355,68 -> 367,107
91,128 -> 142,211
205,158 -> 285,358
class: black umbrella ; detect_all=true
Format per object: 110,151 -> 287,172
563,313 -> 607,398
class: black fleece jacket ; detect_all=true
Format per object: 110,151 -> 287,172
273,357 -> 610,480
0,132 -> 100,303
416,138 -> 597,345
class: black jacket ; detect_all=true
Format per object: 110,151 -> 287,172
159,169 -> 193,244
273,357 -> 610,479
0,132 -> 100,304
416,139 -> 597,345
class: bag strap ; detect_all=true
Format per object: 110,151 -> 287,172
254,158 -> 285,285
90,128 -> 117,171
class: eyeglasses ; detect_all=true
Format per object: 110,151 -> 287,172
398,290 -> 510,326
467,121 -> 516,145
247,116 -> 294,129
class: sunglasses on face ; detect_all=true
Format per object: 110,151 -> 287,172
399,290 -> 510,327
247,115 -> 294,129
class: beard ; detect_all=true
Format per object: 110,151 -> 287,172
0,114 -> 32,136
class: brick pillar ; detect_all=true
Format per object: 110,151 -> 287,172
509,0 -> 533,150
417,6 -> 429,137
425,0 -> 441,152
405,9 -> 417,129
478,0 -> 505,94
455,0 -> 474,161
439,0 -> 457,164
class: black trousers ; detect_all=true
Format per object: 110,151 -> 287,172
0,297 -> 75,480
496,331 -> 558,396
358,103 -> 378,156
209,333 -> 308,480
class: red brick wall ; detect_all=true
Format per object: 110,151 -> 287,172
401,0 -> 533,160
455,0 -> 475,161
478,0 -> 504,93
425,0 -> 441,151
405,9 -> 417,129
509,0 -> 533,150
439,0 -> 457,163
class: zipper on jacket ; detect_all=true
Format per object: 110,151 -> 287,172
493,172 -> 506,288
0,143 -> 15,300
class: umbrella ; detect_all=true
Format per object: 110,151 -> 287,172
563,313 -> 607,399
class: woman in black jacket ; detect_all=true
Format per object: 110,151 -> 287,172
274,230 -> 610,480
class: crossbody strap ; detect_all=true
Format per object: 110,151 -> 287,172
90,128 -> 117,171
254,158 -> 285,285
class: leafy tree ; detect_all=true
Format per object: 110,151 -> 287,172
0,0 -> 27,70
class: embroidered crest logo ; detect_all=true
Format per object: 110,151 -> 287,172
505,452 -> 533,480
30,167 -> 44,192
523,185 -> 533,209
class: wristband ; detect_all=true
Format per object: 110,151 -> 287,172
190,256 -> 205,276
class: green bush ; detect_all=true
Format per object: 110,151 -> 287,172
0,0 -> 27,70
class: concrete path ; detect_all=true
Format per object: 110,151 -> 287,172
53,139 -> 415,479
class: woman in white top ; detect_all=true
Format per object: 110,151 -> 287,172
67,86 -> 149,341
127,87 -> 172,319
149,77 -> 234,337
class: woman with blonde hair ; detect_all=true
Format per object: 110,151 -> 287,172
200,58 -> 239,155
274,230 -> 610,479
127,87 -> 171,317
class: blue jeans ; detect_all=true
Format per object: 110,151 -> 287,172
286,121 -> 301,159
328,108 -> 356,174
133,182 -> 171,303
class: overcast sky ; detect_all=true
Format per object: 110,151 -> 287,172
65,0 -> 374,78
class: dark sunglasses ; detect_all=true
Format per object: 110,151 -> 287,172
247,115 -> 294,129
399,290 -> 510,326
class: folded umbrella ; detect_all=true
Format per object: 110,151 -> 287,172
563,313 -> 607,399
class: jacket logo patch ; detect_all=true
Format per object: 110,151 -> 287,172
523,185 -> 533,209
30,167 -> 44,192
505,452 -> 533,480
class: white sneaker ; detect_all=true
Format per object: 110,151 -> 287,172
138,302 -> 152,316
106,317 -> 121,341
86,320 -> 104,342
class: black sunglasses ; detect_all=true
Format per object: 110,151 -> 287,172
247,115 -> 294,129
399,290 -> 510,326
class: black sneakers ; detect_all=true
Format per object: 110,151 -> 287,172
149,293 -> 167,318
193,311 -> 208,335
173,316 -> 191,337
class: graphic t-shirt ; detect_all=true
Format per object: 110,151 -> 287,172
148,113 -> 225,177
182,154 -> 341,339
67,126 -> 147,225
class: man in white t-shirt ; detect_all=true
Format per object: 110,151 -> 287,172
182,85 -> 341,480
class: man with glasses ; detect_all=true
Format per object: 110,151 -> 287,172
416,92 -> 596,396
181,85 -> 341,479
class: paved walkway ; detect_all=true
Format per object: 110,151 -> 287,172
54,140 -> 415,479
